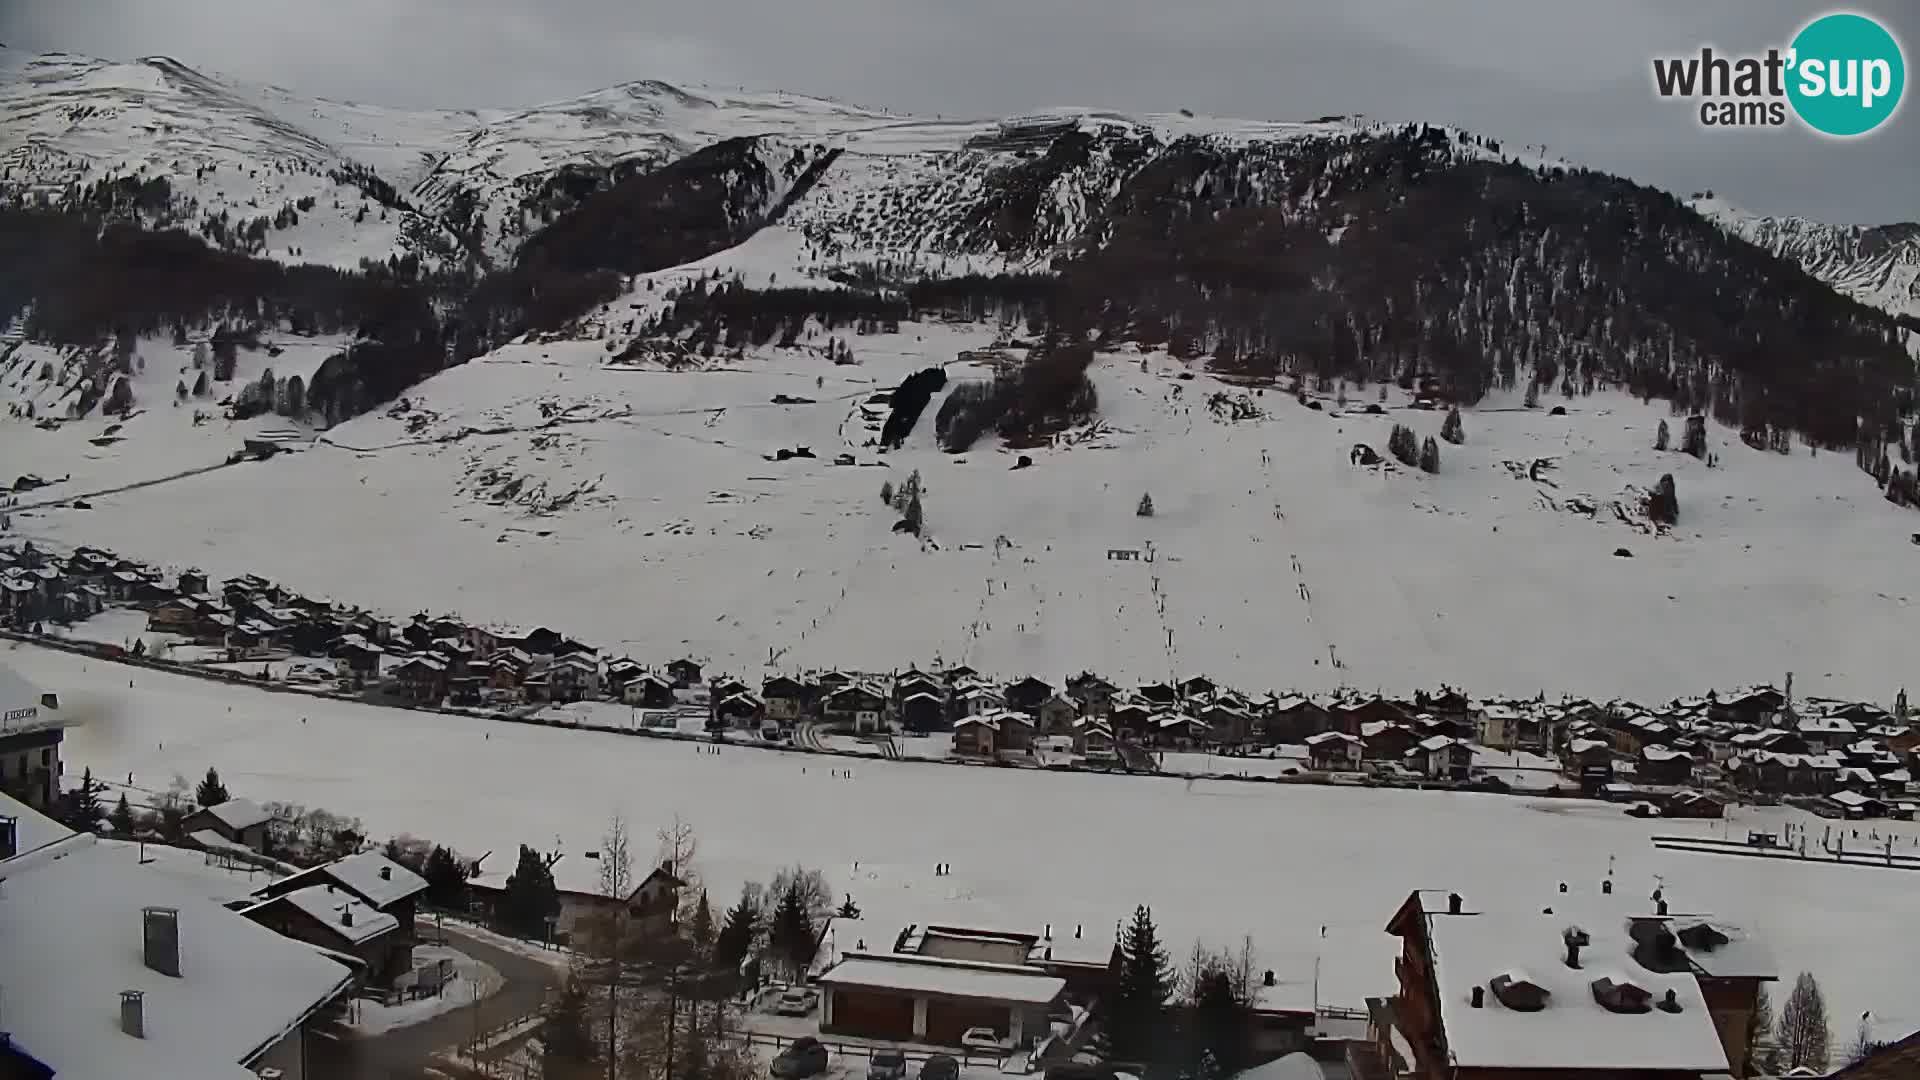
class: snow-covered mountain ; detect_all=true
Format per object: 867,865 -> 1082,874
1690,196 -> 1920,322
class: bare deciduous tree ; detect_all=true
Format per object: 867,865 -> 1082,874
1776,971 -> 1830,1073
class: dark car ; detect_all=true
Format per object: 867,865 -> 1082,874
920,1055 -> 960,1080
771,1037 -> 830,1079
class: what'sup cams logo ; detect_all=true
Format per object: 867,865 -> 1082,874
1653,11 -> 1906,136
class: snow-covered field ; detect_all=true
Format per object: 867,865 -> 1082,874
8,317 -> 1917,703
16,640 -> 1919,1041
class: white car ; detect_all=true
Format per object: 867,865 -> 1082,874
960,1028 -> 1004,1054
773,988 -> 817,1016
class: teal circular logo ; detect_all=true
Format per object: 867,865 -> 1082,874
1787,12 -> 1905,136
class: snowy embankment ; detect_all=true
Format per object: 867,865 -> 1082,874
15,641 -> 1919,1041
11,320 -> 1919,704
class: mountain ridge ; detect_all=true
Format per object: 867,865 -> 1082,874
0,49 -> 1913,457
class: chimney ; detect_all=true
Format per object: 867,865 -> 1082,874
1044,923 -> 1052,940
1656,897 -> 1669,916
341,908 -> 354,928
1447,893 -> 1463,915
1601,879 -> 1614,895
1470,986 -> 1485,1009
1558,882 -> 1568,894
1658,988 -> 1682,1014
0,815 -> 15,860
1263,970 -> 1276,988
142,907 -> 181,977
1075,924 -> 1083,939
120,990 -> 146,1038
379,866 -> 392,881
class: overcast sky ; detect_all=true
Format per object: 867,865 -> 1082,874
4,0 -> 1915,222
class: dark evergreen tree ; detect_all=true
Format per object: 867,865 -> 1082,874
1419,436 -> 1440,474
1646,473 -> 1679,525
195,767 -> 229,808
423,845 -> 468,908
1655,419 -> 1670,451
689,888 -> 715,952
109,792 -> 136,835
1137,493 -> 1155,517
1110,905 -> 1174,1063
769,881 -> 817,979
902,490 -> 924,533
499,845 -> 560,938
1440,406 -> 1464,445
713,886 -> 760,975
1683,415 -> 1709,459
542,978 -> 598,1074
879,480 -> 894,505
60,768 -> 106,831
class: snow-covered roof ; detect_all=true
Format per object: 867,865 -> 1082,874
253,884 -> 399,945
278,850 -> 428,909
1830,790 -> 1881,808
0,798 -> 355,1080
1798,715 -> 1859,734
1304,731 -> 1359,747
818,954 -> 1065,1005
1669,920 -> 1777,981
1419,735 -> 1465,752
1642,746 -> 1690,762
1568,738 -> 1610,755
0,660 -> 49,725
197,798 -> 272,832
1424,913 -> 1729,1071
1235,1052 -> 1325,1080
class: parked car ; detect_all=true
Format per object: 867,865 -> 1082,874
961,1028 -> 1005,1054
920,1055 -> 959,1080
771,1038 -> 830,1079
773,988 -> 816,1016
869,1049 -> 909,1080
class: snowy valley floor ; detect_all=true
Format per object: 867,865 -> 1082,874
14,640 -> 1920,1043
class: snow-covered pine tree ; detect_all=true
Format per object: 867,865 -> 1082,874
1441,406 -> 1464,445
1655,419 -> 1670,451
1419,436 -> 1440,474
1138,493 -> 1155,517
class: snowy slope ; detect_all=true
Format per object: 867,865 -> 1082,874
8,318 -> 1917,704
17,640 -> 1920,1044
1691,196 -> 1920,321
0,51 -> 463,270
0,331 -> 338,495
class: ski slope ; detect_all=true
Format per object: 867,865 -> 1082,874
14,640 -> 1918,1042
6,318 -> 1916,704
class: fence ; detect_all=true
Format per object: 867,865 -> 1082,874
742,1031 -> 1006,1070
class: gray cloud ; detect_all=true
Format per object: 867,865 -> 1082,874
4,0 -> 1915,221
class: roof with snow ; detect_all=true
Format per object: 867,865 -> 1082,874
264,850 -> 428,909
0,660 -> 51,730
1669,920 -> 1777,981
197,798 -> 272,832
1423,912 -> 1729,1071
0,795 -> 355,1080
1235,1053 -> 1326,1080
818,953 -> 1065,1004
249,884 -> 399,945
